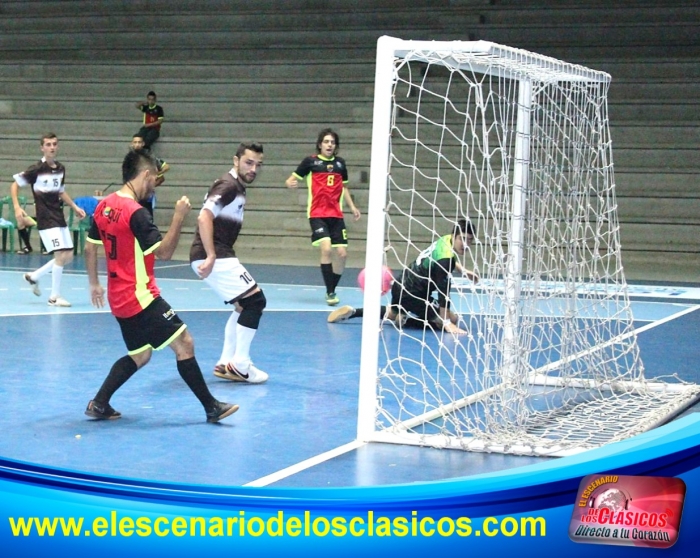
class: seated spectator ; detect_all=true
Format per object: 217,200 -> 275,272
134,91 -> 164,149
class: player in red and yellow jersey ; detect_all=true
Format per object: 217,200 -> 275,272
285,128 -> 361,306
83,149 -> 237,423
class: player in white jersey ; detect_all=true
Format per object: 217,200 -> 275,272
189,142 -> 269,384
10,133 -> 86,307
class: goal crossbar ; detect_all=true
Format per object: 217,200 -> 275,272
393,39 -> 610,84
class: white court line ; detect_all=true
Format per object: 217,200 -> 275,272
243,303 -> 700,487
244,440 -> 366,487
633,303 -> 700,335
0,267 -> 89,275
0,269 -> 356,291
0,310 -> 109,318
154,262 -> 193,270
0,307 -> 340,318
181,308 -> 337,313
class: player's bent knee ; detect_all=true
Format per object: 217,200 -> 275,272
56,249 -> 73,266
131,349 -> 152,369
237,289 -> 266,330
170,329 -> 195,359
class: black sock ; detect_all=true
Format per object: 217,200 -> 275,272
18,228 -> 32,251
352,306 -> 384,320
331,272 -> 342,293
320,263 -> 334,293
94,355 -> 138,403
177,357 -> 216,409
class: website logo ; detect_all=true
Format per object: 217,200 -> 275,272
569,474 -> 685,548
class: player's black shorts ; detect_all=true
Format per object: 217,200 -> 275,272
309,217 -> 347,247
116,296 -> 187,355
388,280 -> 444,324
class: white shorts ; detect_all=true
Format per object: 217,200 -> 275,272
191,257 -> 257,304
39,227 -> 73,253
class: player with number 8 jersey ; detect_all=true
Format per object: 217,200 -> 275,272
285,128 -> 361,306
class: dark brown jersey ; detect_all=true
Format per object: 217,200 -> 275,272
189,169 -> 246,261
13,158 -> 67,230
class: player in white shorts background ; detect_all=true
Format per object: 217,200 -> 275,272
189,142 -> 268,384
10,133 -> 86,307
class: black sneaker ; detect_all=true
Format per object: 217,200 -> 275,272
85,399 -> 122,420
206,401 -> 239,423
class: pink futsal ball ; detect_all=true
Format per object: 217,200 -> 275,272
358,266 -> 394,295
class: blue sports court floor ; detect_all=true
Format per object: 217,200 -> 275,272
1,251 -> 699,488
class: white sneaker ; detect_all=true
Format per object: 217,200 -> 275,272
225,361 -> 269,384
48,296 -> 72,307
24,273 -> 41,296
328,305 -> 355,323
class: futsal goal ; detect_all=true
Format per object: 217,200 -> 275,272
357,36 -> 700,457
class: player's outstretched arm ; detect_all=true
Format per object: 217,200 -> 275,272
285,174 -> 299,188
195,208 -> 217,279
85,241 -> 105,308
10,181 -> 28,223
59,191 -> 86,220
439,306 -> 467,335
342,186 -> 361,221
455,261 -> 479,283
155,196 -> 190,260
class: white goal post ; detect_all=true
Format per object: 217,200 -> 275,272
357,36 -> 700,457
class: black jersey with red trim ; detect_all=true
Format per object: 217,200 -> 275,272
292,155 -> 348,218
141,103 -> 164,130
13,158 -> 67,230
189,169 -> 246,262
87,191 -> 163,319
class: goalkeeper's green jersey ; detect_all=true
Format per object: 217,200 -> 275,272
401,234 -> 458,308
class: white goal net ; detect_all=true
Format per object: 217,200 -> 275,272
357,37 -> 700,457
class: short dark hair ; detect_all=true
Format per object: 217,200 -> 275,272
122,149 -> 157,183
316,128 -> 340,154
454,218 -> 475,238
235,142 -> 264,159
41,133 -> 57,145
132,134 -> 144,140
147,91 -> 157,98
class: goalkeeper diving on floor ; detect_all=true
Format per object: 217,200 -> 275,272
327,219 -> 478,334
